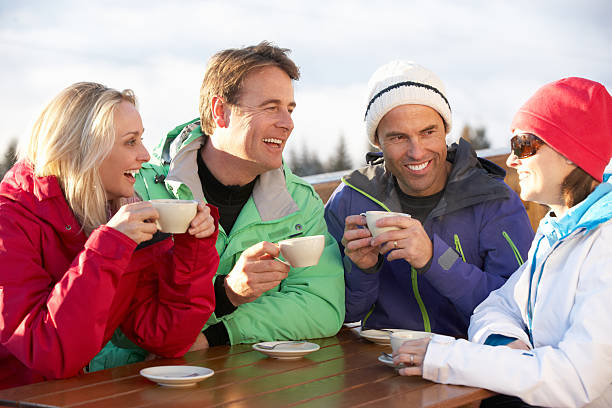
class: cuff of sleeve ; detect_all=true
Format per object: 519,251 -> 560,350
422,334 -> 458,383
203,322 -> 230,347
87,225 -> 138,259
359,254 -> 384,274
414,256 -> 433,274
214,276 -> 237,318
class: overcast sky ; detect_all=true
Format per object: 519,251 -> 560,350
1,0 -> 610,168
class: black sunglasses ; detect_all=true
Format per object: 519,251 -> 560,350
510,133 -> 544,159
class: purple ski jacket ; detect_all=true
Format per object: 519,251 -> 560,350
324,139 -> 534,338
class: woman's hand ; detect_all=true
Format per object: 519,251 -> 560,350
106,201 -> 158,244
506,339 -> 531,350
187,203 -> 216,238
393,337 -> 431,376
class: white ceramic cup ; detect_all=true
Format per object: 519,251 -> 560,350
390,330 -> 433,355
149,199 -> 198,234
362,211 -> 411,238
278,235 -> 325,268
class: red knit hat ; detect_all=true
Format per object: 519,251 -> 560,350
511,77 -> 612,182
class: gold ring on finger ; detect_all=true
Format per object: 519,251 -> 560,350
393,241 -> 398,249
410,354 -> 414,365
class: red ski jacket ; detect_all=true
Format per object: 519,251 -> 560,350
0,161 -> 218,389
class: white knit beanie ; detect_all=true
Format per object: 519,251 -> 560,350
364,60 -> 452,146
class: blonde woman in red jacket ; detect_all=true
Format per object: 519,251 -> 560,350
0,82 -> 219,390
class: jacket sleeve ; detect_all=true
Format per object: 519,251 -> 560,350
468,261 -> 532,346
423,227 -> 612,408
422,190 -> 534,318
324,183 -> 381,323
221,193 -> 345,344
118,205 -> 219,357
0,210 -> 137,380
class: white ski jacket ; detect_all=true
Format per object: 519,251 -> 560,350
422,178 -> 612,407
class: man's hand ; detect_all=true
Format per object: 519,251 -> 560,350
342,214 -> 380,269
370,215 -> 433,269
224,241 -> 290,306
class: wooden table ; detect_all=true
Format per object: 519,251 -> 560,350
0,327 -> 493,407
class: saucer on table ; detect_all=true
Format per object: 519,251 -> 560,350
360,328 -> 409,345
252,341 -> 320,359
378,353 -> 397,368
140,365 -> 214,388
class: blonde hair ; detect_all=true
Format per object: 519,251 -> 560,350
199,41 -> 300,135
19,82 -> 136,234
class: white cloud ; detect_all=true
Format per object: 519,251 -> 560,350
0,0 -> 610,169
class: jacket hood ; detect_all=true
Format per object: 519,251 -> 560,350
1,160 -> 64,202
152,118 -> 202,167
540,174 -> 612,245
343,138 -> 510,217
0,160 -> 83,236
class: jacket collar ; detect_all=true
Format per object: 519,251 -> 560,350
159,120 -> 299,222
540,174 -> 612,245
343,138 -> 509,217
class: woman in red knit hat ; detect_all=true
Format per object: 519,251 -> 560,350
393,77 -> 612,408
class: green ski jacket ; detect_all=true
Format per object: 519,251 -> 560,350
135,119 -> 345,345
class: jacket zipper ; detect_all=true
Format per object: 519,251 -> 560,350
343,178 -> 431,332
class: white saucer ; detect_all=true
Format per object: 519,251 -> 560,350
359,329 -> 393,345
252,341 -> 320,359
140,365 -> 214,388
378,354 -> 396,368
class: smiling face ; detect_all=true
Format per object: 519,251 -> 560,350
506,133 -> 576,209
376,104 -> 450,197
216,65 -> 295,178
99,100 -> 150,200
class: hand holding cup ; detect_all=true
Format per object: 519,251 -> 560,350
225,241 -> 290,306
391,331 -> 432,377
366,211 -> 433,269
341,214 -> 380,270
187,203 -> 216,238
106,201 -> 159,244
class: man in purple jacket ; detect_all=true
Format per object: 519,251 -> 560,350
324,61 -> 534,338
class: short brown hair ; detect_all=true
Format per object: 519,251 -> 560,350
198,41 -> 300,135
561,166 -> 598,208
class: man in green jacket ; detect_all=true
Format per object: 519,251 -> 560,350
132,41 -> 344,350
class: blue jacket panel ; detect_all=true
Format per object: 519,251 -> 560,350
324,139 -> 534,338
